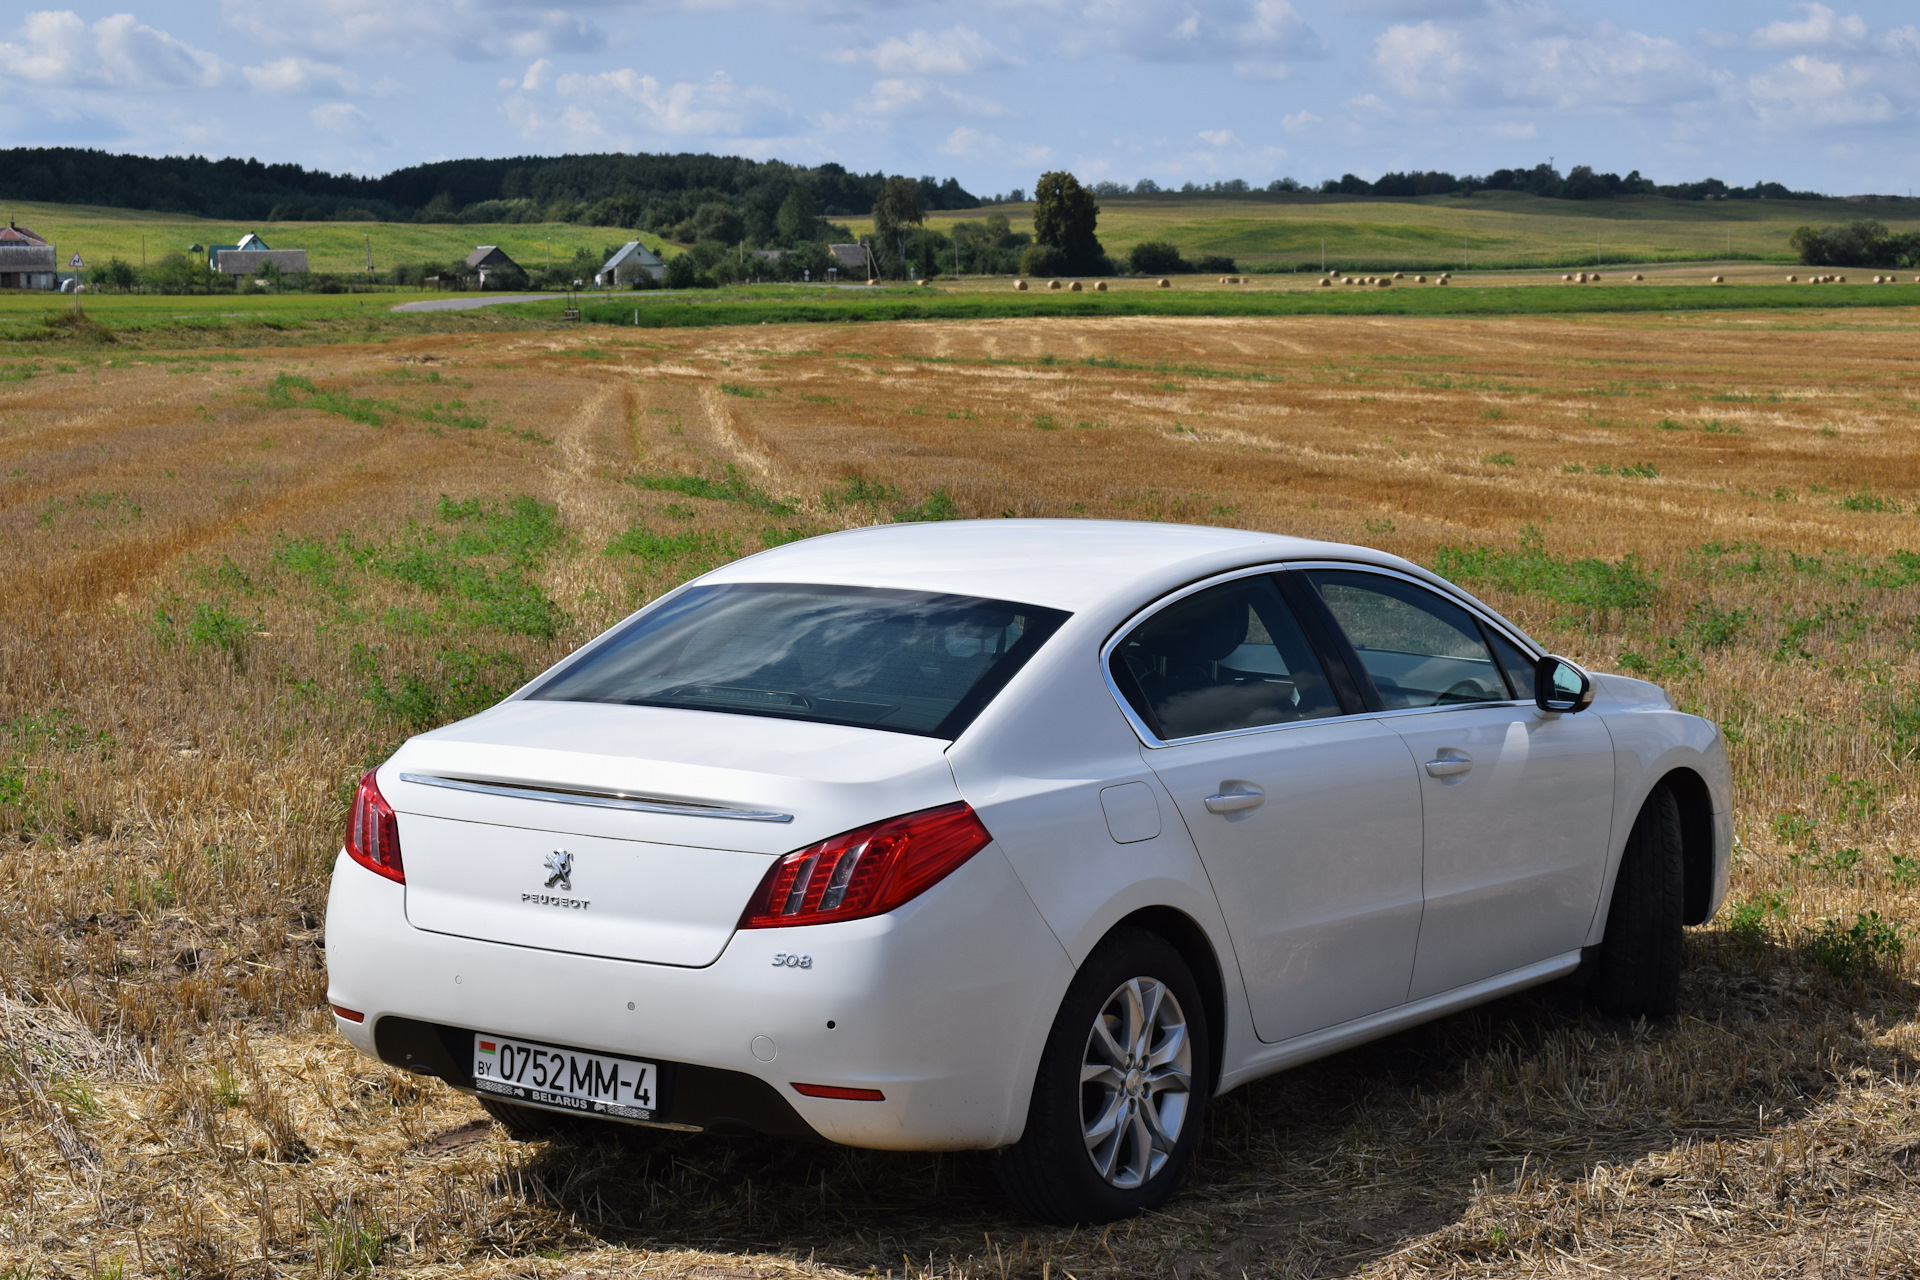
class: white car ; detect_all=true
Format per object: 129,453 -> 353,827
326,520 -> 1731,1223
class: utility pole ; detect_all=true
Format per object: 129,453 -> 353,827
365,233 -> 371,276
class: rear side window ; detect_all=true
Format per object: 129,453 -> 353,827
1306,569 -> 1508,708
530,583 -> 1069,739
1110,575 -> 1341,741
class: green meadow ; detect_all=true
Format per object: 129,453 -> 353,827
0,199 -> 664,275
851,191 -> 1920,271
5,192 -> 1918,283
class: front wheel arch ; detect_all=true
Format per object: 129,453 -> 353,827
1659,767 -> 1717,926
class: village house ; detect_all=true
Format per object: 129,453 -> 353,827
594,241 -> 665,287
0,221 -> 58,290
827,243 -> 874,280
209,232 -> 310,276
465,245 -> 523,288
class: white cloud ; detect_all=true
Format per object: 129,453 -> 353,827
1374,15 -> 1713,111
310,101 -> 377,135
1076,0 -> 1325,64
504,66 -> 796,150
1750,4 -> 1869,51
221,0 -> 599,60
836,28 -> 1019,76
856,78 -> 1010,118
1747,54 -> 1894,126
0,10 -> 227,89
1281,108 -> 1319,132
243,56 -> 398,97
937,125 -> 1052,166
1196,128 -> 1237,146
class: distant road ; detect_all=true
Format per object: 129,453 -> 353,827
392,294 -> 548,312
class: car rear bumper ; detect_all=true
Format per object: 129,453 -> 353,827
323,842 -> 1073,1151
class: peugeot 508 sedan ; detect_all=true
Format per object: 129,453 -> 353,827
326,519 -> 1731,1223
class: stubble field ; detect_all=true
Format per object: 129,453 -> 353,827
4,304 -> 1920,1278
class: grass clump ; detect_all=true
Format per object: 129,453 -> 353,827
629,464 -> 793,513
353,644 -> 528,732
892,487 -> 962,523
265,373 -> 388,426
1802,910 -> 1905,979
1431,526 -> 1657,611
604,527 -> 731,562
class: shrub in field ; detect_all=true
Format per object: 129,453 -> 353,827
1802,910 -> 1905,978
1129,241 -> 1190,275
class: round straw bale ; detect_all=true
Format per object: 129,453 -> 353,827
1562,274 -> 1572,281
1393,271 -> 1404,278
1710,274 -> 1724,283
1048,279 -> 1061,290
1632,273 -> 1644,281
1094,280 -> 1107,291
1318,278 -> 1330,287
1415,275 -> 1426,283
1014,279 -> 1028,290
1069,280 -> 1083,292
1158,278 -> 1171,288
1376,277 -> 1390,287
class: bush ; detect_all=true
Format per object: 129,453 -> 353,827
1020,244 -> 1068,277
1789,220 -> 1920,268
1802,910 -> 1905,978
1128,241 -> 1190,275
1194,254 -> 1238,274
663,254 -> 699,289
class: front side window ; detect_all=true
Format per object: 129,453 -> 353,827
530,583 -> 1069,738
1306,570 -> 1509,709
1111,575 -> 1341,741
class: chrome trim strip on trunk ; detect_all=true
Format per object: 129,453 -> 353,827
396,773 -> 795,823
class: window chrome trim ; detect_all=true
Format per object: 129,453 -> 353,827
397,773 -> 795,823
1100,558 -> 1544,750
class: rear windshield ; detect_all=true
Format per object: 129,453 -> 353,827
527,583 -> 1071,738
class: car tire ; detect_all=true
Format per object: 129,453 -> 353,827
996,926 -> 1211,1224
1591,782 -> 1685,1019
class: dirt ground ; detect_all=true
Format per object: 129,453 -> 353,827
4,307 -> 1920,1278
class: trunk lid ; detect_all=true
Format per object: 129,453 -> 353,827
383,700 -> 959,966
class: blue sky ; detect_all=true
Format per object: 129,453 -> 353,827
1,1 -> 1916,196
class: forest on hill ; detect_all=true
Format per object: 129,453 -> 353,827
0,147 -> 980,231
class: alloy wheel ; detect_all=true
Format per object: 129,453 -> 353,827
1079,976 -> 1193,1189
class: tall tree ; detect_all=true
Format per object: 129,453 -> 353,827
1032,171 -> 1105,274
775,185 -> 820,245
870,175 -> 923,279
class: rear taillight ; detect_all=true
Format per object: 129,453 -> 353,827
739,803 -> 992,929
344,768 -> 404,883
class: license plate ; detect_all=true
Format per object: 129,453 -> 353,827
471,1033 -> 660,1121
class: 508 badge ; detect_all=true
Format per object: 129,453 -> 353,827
772,953 -> 813,969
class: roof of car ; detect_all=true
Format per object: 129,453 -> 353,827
699,519 -> 1415,613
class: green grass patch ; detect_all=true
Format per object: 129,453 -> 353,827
628,465 -> 793,513
1432,526 -> 1657,611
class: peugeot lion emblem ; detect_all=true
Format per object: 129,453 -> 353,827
543,849 -> 574,892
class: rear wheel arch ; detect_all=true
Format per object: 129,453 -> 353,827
1657,768 -> 1716,926
1108,906 -> 1227,1094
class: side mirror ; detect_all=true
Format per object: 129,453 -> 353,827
1534,656 -> 1595,714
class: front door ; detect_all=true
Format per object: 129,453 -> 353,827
1302,568 -> 1616,998
1111,573 -> 1426,1044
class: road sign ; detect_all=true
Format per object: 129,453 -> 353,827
70,254 -> 83,268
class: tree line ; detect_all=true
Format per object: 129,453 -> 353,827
0,147 -> 979,229
1083,165 -> 1838,202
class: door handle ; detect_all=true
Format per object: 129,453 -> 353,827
1204,790 -> 1265,814
1424,756 -> 1472,778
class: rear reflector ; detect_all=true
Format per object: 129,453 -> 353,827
331,1005 -> 366,1023
791,1083 -> 886,1101
739,802 -> 992,929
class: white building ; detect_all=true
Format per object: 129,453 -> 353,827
595,241 -> 665,286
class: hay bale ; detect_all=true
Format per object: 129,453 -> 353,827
1014,279 -> 1028,291
1376,277 -> 1390,287
1318,278 -> 1330,287
1562,274 -> 1572,281
1590,272 -> 1602,281
1069,280 -> 1083,292
1711,274 -> 1724,283
1786,274 -> 1797,282
1094,280 -> 1108,291
1415,275 -> 1427,283
1157,278 -> 1171,288
1437,277 -> 1449,285
1632,273 -> 1644,281
1048,279 -> 1062,290
1393,271 -> 1404,278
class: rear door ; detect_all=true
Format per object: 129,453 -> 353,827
1113,571 -> 1426,1044
1300,568 -> 1615,998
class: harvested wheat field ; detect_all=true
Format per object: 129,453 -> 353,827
4,306 -> 1920,1279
